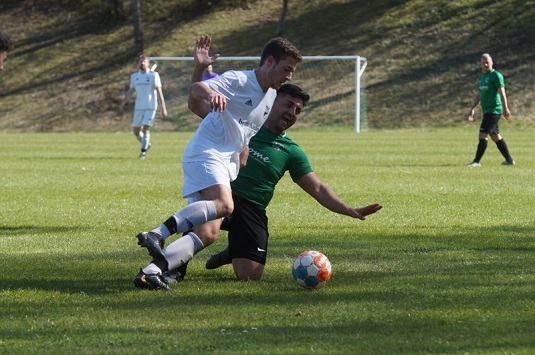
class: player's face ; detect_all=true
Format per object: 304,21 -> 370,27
0,51 -> 7,72
139,58 -> 149,71
480,57 -> 493,73
267,56 -> 299,89
271,94 -> 304,132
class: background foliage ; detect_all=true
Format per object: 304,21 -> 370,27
0,0 -> 534,131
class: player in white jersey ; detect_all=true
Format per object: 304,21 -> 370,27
133,35 -> 302,290
182,69 -> 277,193
119,55 -> 168,159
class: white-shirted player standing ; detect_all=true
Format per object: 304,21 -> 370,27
134,35 -> 302,290
120,55 -> 168,159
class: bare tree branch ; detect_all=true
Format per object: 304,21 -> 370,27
277,0 -> 288,36
131,0 -> 143,54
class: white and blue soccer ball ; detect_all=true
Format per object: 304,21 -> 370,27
292,250 -> 332,288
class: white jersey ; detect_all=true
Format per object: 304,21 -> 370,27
182,70 -> 276,195
129,70 -> 162,110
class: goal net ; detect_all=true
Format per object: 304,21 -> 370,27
149,56 -> 367,132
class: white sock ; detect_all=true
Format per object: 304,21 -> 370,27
136,131 -> 144,143
164,232 -> 204,270
152,201 -> 217,239
142,133 -> 150,151
152,225 -> 171,239
142,263 -> 162,275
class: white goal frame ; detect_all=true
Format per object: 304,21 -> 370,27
150,55 -> 367,132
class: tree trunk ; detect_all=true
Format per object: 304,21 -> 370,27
277,0 -> 288,36
131,0 -> 143,54
111,0 -> 125,19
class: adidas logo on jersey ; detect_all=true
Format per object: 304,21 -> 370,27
245,99 -> 253,106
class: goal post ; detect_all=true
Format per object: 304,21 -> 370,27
149,55 -> 367,132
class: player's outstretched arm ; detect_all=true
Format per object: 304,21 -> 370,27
189,35 -> 221,118
353,204 -> 383,219
195,35 -> 220,68
296,172 -> 382,220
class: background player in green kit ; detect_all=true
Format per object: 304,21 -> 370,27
163,84 -> 383,284
466,53 -> 514,167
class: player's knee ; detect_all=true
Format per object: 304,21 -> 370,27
201,232 -> 218,246
234,264 -> 264,281
193,224 -> 220,246
236,271 -> 262,281
217,200 -> 234,218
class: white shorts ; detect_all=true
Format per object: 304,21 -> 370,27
133,109 -> 156,127
182,160 -> 232,198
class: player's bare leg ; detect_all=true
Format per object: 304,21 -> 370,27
233,258 -> 264,281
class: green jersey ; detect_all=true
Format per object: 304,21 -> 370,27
231,125 -> 313,210
478,69 -> 505,114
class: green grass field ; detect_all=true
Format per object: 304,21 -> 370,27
1,126 -> 534,354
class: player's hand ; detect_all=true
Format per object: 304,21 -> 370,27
353,203 -> 383,220
195,35 -> 220,69
503,108 -> 511,120
161,108 -> 168,118
209,93 -> 227,112
239,146 -> 249,167
467,110 -> 475,122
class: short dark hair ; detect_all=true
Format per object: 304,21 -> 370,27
259,37 -> 302,66
0,30 -> 13,52
277,84 -> 310,106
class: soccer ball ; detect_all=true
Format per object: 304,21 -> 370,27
292,250 -> 332,288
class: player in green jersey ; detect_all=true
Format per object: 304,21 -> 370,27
207,84 -> 383,281
466,53 -> 514,167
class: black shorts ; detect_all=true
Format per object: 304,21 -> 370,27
225,194 -> 269,265
479,113 -> 501,135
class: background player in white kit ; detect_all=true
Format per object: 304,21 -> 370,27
133,35 -> 302,290
119,55 -> 168,159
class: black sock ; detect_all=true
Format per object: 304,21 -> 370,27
164,216 -> 178,235
175,262 -> 188,278
474,139 -> 488,163
152,259 -> 169,273
496,139 -> 513,162
219,247 -> 231,265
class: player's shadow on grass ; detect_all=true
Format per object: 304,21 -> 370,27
0,250 -> 139,295
0,225 -> 92,237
